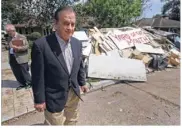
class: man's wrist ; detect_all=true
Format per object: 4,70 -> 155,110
80,84 -> 85,87
35,102 -> 45,105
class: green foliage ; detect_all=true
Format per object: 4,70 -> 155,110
27,32 -> 41,49
87,78 -> 101,83
74,0 -> 142,28
2,0 -> 73,26
2,0 -> 144,29
2,0 -> 26,24
28,40 -> 33,49
161,0 -> 180,21
28,42 -> 33,60
28,32 -> 42,41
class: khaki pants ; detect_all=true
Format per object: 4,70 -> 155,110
44,88 -> 80,125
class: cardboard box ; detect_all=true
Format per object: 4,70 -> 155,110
132,50 -> 152,64
12,39 -> 23,46
121,48 -> 133,58
142,54 -> 153,64
132,50 -> 144,60
169,57 -> 180,66
170,49 -> 180,59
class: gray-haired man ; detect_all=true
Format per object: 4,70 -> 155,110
5,24 -> 31,90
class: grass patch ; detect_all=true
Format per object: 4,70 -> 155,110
87,78 -> 101,83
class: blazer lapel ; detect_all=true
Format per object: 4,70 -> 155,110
70,38 -> 78,75
46,33 -> 69,75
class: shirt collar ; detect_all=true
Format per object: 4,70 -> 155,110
55,32 -> 71,46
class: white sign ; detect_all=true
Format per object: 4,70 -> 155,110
109,28 -> 151,49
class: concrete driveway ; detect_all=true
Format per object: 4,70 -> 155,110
2,68 -> 180,125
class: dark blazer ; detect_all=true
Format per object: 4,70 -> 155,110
31,33 -> 86,113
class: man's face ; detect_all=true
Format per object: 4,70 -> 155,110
6,29 -> 16,37
55,11 -> 76,42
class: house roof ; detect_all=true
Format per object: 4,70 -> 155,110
136,17 -> 180,28
152,17 -> 180,28
144,28 -> 176,37
135,18 -> 154,27
14,19 -> 53,28
14,24 -> 30,28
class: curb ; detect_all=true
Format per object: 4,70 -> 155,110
85,80 -> 120,94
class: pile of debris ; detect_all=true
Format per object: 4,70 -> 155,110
73,26 -> 180,82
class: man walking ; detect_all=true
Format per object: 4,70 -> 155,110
31,6 -> 89,125
5,24 -> 31,90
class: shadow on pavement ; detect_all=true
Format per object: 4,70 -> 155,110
1,80 -> 19,88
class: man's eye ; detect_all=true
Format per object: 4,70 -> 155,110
64,22 -> 69,25
71,23 -> 75,27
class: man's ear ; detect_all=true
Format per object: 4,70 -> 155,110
53,20 -> 57,31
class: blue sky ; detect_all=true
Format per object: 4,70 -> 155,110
142,0 -> 164,18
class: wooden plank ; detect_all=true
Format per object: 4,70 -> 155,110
92,33 -> 114,52
105,37 -> 118,50
93,41 -> 101,55
88,54 -> 147,81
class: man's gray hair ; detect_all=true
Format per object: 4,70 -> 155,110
5,24 -> 16,31
54,6 -> 76,21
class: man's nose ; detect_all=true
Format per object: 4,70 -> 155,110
67,24 -> 72,30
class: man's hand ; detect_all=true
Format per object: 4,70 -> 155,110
12,45 -> 21,52
10,44 -> 15,48
34,102 -> 46,112
80,85 -> 89,93
11,45 -> 18,50
12,45 -> 18,49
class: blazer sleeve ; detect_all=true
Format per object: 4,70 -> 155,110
7,37 -> 12,50
31,42 -> 45,104
77,42 -> 86,86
